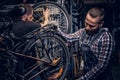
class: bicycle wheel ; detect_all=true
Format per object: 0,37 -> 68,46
13,27 -> 70,80
33,1 -> 71,33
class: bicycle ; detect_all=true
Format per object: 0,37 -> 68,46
0,1 -> 70,80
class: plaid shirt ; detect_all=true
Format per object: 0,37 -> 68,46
59,28 -> 115,80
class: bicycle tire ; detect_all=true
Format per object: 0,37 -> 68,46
13,28 -> 70,80
33,1 -> 72,33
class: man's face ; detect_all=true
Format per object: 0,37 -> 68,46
26,10 -> 33,21
85,13 -> 101,35
27,14 -> 33,21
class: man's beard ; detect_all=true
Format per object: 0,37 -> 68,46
85,28 -> 99,35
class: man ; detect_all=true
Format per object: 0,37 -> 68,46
12,4 -> 49,37
58,7 -> 115,80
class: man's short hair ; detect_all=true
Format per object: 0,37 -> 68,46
88,7 -> 105,20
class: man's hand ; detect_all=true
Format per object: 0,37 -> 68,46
41,8 -> 50,27
43,8 -> 49,21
